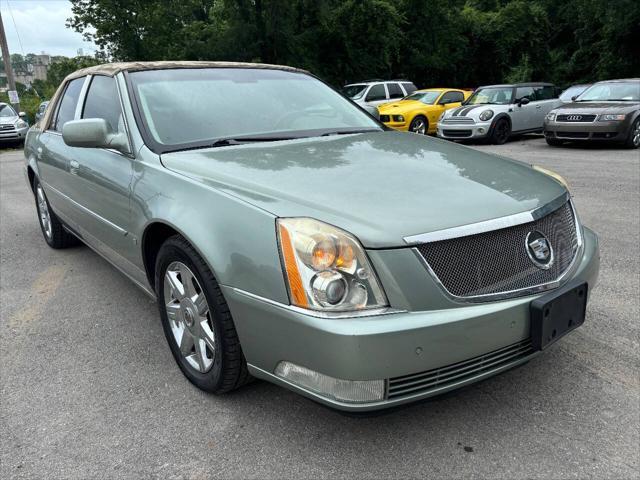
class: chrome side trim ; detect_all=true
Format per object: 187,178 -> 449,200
229,287 -> 406,319
412,199 -> 584,303
41,180 -> 128,236
403,192 -> 570,245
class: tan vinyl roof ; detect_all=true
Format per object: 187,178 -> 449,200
65,61 -> 308,80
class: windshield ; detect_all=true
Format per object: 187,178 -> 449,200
343,84 -> 367,99
560,85 -> 589,102
129,69 -> 381,150
577,81 -> 640,102
0,104 -> 17,118
403,91 -> 441,104
465,87 -> 512,105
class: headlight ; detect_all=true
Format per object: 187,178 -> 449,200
392,115 -> 405,122
598,114 -> 626,121
533,165 -> 569,190
479,110 -> 494,121
545,112 -> 556,122
16,120 -> 28,128
277,218 -> 387,312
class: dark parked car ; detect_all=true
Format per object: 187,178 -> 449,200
544,79 -> 640,148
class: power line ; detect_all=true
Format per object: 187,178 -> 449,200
5,0 -> 24,55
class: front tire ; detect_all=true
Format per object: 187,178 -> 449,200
625,117 -> 640,149
33,178 -> 80,249
409,115 -> 428,135
155,235 -> 251,394
490,118 -> 511,145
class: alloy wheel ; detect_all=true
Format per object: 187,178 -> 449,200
411,119 -> 426,135
633,121 -> 640,147
495,120 -> 509,143
36,184 -> 53,240
163,261 -> 215,373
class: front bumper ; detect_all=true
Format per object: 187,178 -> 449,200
223,227 -> 599,411
436,121 -> 491,140
0,125 -> 28,142
544,119 -> 628,141
381,120 -> 410,132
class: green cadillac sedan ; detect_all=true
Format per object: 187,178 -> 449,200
24,62 -> 599,411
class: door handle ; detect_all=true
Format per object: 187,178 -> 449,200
70,160 -> 80,174
36,147 -> 43,159
536,105 -> 542,109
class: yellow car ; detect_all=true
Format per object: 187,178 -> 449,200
378,88 -> 472,135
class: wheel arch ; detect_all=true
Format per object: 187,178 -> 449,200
141,220 -> 218,293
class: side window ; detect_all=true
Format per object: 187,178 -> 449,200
402,83 -> 417,94
82,75 -> 124,133
515,86 -> 535,102
366,84 -> 387,102
533,85 -> 556,100
52,77 -> 85,132
441,91 -> 464,104
387,83 -> 404,99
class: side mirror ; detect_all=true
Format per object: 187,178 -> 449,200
571,95 -> 577,102
62,118 -> 130,154
438,99 -> 449,105
518,97 -> 531,106
19,111 -> 27,118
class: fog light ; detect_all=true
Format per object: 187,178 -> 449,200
275,361 -> 385,403
478,127 -> 485,134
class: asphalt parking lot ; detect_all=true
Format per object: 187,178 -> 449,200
1,136 -> 638,479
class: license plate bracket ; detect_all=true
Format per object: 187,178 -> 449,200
530,282 -> 588,351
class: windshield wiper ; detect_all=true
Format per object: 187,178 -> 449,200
164,136 -> 297,153
320,128 -> 381,136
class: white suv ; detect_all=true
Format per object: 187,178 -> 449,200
343,80 -> 417,117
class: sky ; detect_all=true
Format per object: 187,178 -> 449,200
1,0 -> 97,58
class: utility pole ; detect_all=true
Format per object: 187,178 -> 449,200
0,11 -> 20,112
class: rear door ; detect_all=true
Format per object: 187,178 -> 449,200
512,86 -> 537,131
37,76 -> 89,228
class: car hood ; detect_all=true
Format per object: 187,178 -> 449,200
0,115 -> 18,125
555,101 -> 639,114
444,104 -> 506,120
161,131 -> 566,248
378,100 -> 426,114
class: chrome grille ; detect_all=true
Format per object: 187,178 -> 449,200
442,117 -> 474,124
416,202 -> 579,299
388,339 -> 534,399
556,114 -> 596,122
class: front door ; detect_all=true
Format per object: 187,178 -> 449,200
511,86 -> 538,131
61,74 -> 144,283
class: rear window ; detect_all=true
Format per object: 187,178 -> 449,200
402,82 -> 417,94
387,83 -> 404,99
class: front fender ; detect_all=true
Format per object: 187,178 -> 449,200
131,148 -> 289,305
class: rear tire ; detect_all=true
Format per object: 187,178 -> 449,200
155,235 -> 251,394
490,118 -> 511,145
545,137 -> 564,147
409,115 -> 428,135
624,117 -> 640,149
33,178 -> 80,249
